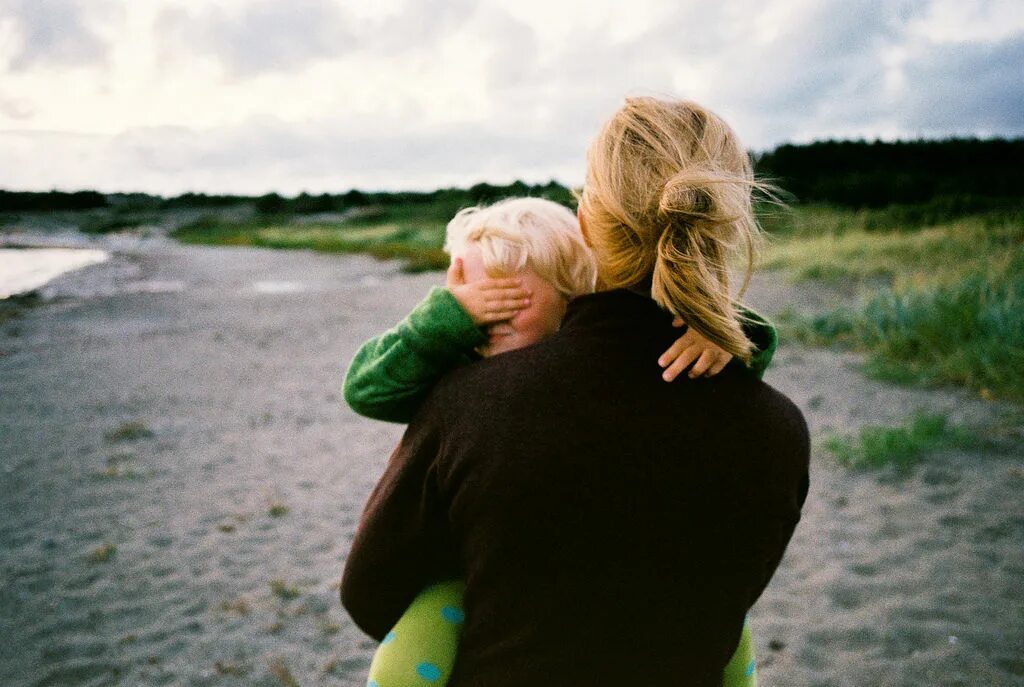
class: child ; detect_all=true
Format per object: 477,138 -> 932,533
343,197 -> 775,686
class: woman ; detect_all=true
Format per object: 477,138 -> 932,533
341,97 -> 810,686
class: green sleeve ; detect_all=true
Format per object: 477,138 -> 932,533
738,304 -> 778,380
343,287 -> 486,423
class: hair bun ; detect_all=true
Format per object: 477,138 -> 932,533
658,166 -> 750,235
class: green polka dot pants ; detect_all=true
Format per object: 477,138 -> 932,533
367,580 -> 466,686
366,578 -> 758,686
723,618 -> 759,686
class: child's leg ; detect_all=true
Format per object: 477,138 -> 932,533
367,579 -> 466,687
721,617 -> 758,687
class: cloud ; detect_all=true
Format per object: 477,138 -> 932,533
156,0 -> 482,78
900,33 -> 1024,134
364,0 -> 480,55
0,115 -> 583,195
0,96 -> 34,119
0,0 -> 119,71
1,0 -> 1022,194
157,0 -> 358,76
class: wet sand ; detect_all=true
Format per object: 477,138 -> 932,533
1,230 -> 1021,686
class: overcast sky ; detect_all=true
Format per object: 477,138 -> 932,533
1,0 -> 1022,195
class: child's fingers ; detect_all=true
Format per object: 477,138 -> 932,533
478,278 -> 524,291
446,258 -> 466,287
483,298 -> 532,315
477,309 -> 521,324
482,287 -> 531,302
688,350 -> 719,378
662,345 -> 701,382
658,337 -> 690,368
705,355 -> 732,377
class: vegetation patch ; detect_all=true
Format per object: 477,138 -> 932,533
0,292 -> 42,326
766,208 -> 1023,401
217,597 -> 252,616
80,212 -> 157,234
760,210 -> 1023,285
269,657 -> 300,687
270,579 -> 301,600
824,413 -> 983,474
87,543 -> 117,563
171,214 -> 451,272
104,421 -> 155,442
779,262 -> 1024,400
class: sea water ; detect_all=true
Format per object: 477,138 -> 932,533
0,247 -> 110,298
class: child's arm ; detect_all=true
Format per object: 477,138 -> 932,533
343,260 -> 531,423
738,305 -> 778,379
343,287 -> 483,423
657,305 -> 778,382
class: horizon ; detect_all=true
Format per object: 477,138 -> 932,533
3,134 -> 1021,198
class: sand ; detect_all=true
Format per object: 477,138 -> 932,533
0,225 -> 1021,686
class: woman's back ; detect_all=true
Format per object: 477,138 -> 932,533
426,289 -> 810,686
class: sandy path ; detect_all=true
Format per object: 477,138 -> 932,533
0,234 -> 1021,686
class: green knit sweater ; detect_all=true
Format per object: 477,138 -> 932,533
343,287 -> 778,423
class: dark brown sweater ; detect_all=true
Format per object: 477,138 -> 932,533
341,288 -> 810,686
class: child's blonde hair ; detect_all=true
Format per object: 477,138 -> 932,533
444,197 -> 597,300
577,97 -> 771,363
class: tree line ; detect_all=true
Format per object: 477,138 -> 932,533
753,138 -> 1023,208
2,137 -> 1020,213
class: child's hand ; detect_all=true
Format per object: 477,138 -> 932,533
657,317 -> 733,381
446,257 -> 532,326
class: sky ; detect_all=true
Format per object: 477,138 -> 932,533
0,0 -> 1022,196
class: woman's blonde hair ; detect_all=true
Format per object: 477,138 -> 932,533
444,197 -> 597,300
577,97 -> 771,363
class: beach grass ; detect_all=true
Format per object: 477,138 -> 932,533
270,579 -> 301,600
171,211 -> 450,272
79,211 -> 158,234
824,413 -> 983,473
87,543 -> 117,563
0,291 -> 42,325
760,208 -> 1023,285
765,210 -> 1024,401
104,420 -> 155,442
269,657 -> 300,687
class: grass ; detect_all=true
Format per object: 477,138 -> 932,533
764,209 -> 1024,401
79,212 -> 157,234
760,209 -> 1022,286
104,421 -> 155,442
0,292 -> 42,326
320,621 -> 341,636
171,212 -> 450,272
778,266 -> 1024,400
270,579 -> 301,600
87,543 -> 117,563
824,413 -> 982,474
268,657 -> 300,687
217,598 -> 252,616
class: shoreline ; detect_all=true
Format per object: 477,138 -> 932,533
0,246 -> 111,299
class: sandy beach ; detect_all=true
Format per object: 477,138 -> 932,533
1,227 -> 1021,686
